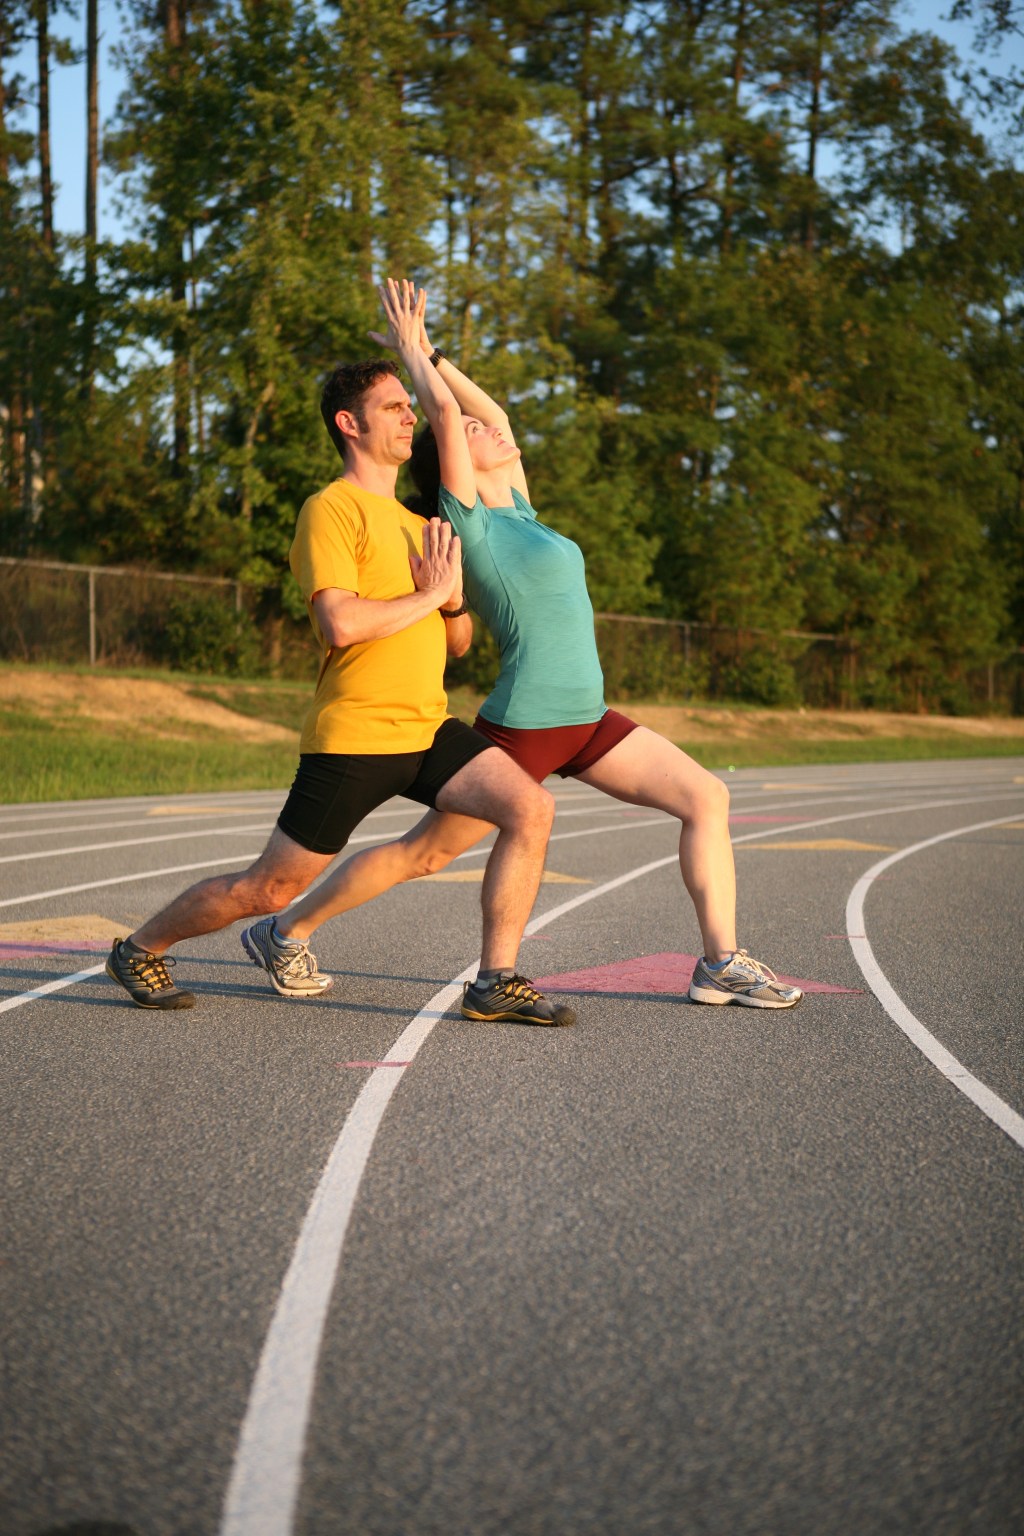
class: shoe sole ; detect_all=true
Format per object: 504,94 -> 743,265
105,957 -> 195,1009
461,1005 -> 575,1027
240,928 -> 333,998
688,983 -> 801,1009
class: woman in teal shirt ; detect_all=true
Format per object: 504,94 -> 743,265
250,281 -> 801,1014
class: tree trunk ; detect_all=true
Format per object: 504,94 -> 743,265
86,0 -> 98,250
165,0 -> 190,473
84,0 -> 99,394
802,0 -> 824,252
37,0 -> 53,252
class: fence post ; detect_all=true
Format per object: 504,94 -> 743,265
88,568 -> 97,667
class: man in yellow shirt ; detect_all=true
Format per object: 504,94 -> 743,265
105,358 -> 572,1026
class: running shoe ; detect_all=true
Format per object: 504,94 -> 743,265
105,938 -> 195,1010
688,950 -> 802,1009
240,917 -> 333,998
461,971 -> 575,1027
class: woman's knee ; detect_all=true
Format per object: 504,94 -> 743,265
692,769 -> 730,824
405,843 -> 457,879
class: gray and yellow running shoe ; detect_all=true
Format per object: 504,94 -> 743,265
241,917 -> 333,998
688,950 -> 803,1009
105,938 -> 195,1010
461,971 -> 575,1027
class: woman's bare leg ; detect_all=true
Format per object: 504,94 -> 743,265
575,727 -> 736,959
277,808 -> 493,943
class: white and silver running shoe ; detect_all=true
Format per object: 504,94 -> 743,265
241,917 -> 333,998
688,950 -> 802,1009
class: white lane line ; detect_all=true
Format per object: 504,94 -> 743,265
0,824 -> 275,865
218,849 -> 683,1536
0,963 -> 107,1015
217,789 -> 1024,1536
846,814 -> 1024,1151
0,793 -> 286,828
0,799 -> 478,847
0,856 -> 265,912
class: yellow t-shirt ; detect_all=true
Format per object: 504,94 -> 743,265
289,478 -> 448,754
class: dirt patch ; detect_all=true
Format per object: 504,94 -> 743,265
0,669 -> 295,744
623,702 -> 1024,743
2,666 -> 1021,748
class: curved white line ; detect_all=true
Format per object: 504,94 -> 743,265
0,824 -> 275,865
218,852 -> 678,1536
846,814 -> 1024,1150
218,792 -> 1024,1536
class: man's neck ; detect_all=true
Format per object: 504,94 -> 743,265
341,456 -> 400,499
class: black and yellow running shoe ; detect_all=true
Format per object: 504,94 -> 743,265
105,938 -> 195,1010
461,971 -> 575,1027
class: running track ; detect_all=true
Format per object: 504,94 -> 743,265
1,758 -> 1022,1536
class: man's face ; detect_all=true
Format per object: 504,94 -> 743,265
341,374 -> 417,465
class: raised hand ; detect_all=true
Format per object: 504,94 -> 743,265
369,277 -> 426,357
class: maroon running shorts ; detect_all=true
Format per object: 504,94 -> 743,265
471,709 -> 639,784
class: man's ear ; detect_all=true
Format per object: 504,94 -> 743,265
334,408 -> 362,442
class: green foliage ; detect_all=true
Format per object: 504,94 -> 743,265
1,0 -> 1021,715
133,591 -> 263,677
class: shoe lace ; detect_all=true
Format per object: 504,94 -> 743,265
128,951 -> 178,993
730,949 -> 780,983
275,939 -> 321,981
495,973 -> 542,1003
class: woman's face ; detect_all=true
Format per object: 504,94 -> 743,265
463,416 -> 521,474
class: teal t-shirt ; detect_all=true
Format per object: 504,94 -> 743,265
438,485 -> 606,729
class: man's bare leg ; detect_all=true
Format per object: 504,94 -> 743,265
106,826 -> 335,1010
575,727 -> 737,959
435,747 -> 554,970
277,809 -> 492,943
131,826 -> 335,953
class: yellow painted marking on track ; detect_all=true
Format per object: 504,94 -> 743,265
0,914 -> 124,944
423,869 -> 590,884
996,821 -> 1024,831
741,839 -> 896,852
147,805 -> 257,817
759,783 -> 839,791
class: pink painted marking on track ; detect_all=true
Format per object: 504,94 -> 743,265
0,941 -> 110,960
533,952 -> 862,996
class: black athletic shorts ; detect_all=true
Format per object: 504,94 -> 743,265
277,717 -> 494,856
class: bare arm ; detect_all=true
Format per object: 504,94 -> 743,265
371,280 -> 478,507
424,338 -> 530,503
444,611 -> 473,659
312,516 -> 461,647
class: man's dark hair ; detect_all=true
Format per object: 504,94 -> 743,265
407,422 -> 441,516
320,358 -> 401,460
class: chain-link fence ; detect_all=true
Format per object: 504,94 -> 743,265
2,556 -> 1021,713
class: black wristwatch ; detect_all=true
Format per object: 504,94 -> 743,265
428,347 -> 446,368
439,598 -> 468,618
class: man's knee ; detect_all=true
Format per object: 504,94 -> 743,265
235,862 -> 313,914
508,779 -> 555,839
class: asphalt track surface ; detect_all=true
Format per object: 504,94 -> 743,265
1,757 -> 1022,1536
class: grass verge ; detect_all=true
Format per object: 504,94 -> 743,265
0,722 -> 300,804
1,666 -> 1021,803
